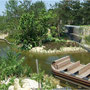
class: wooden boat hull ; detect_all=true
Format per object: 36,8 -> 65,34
51,64 -> 90,88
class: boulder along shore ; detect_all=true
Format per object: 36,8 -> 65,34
30,46 -> 87,54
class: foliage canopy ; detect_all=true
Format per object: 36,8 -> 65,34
18,10 -> 54,49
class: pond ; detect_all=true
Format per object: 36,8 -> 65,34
0,41 -> 90,88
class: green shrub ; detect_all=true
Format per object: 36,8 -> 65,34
31,66 -> 59,89
0,84 -> 8,90
0,50 -> 32,80
31,73 -> 59,89
0,76 -> 16,90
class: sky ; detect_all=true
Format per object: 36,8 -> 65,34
0,0 -> 60,16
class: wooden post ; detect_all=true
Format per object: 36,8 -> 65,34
36,59 -> 41,89
36,59 -> 39,74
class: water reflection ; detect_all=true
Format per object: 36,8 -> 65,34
46,56 -> 59,64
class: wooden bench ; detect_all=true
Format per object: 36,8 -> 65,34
54,56 -> 70,64
54,56 -> 70,69
67,61 -> 80,71
56,58 -> 71,69
79,63 -> 90,75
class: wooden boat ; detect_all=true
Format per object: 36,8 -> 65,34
51,56 -> 90,88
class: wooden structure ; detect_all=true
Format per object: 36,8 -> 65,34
65,25 -> 82,43
51,56 -> 90,88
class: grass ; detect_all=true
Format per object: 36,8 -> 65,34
5,36 -> 16,43
85,35 -> 90,45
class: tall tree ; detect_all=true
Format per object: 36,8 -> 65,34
5,0 -> 31,18
19,0 -> 31,13
70,0 -> 83,25
5,0 -> 19,31
82,1 -> 90,24
5,0 -> 18,18
30,1 -> 46,17
4,0 -> 32,31
52,0 -> 72,38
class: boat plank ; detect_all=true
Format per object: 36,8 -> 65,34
77,69 -> 90,78
56,59 -> 71,69
67,61 -> 80,71
79,63 -> 90,75
66,64 -> 84,74
58,62 -> 73,71
54,56 -> 70,64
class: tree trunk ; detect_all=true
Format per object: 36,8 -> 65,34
57,19 -> 62,38
58,23 -> 60,38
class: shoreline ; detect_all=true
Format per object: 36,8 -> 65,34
0,33 -> 88,53
30,46 -> 87,54
0,33 -> 14,45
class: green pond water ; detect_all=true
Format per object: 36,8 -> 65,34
0,41 -> 90,88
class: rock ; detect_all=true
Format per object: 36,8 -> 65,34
22,78 -> 38,88
14,78 -> 21,90
30,46 -> 87,54
56,85 -> 62,88
0,33 -> 8,39
8,78 -> 38,90
8,85 -> 14,90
